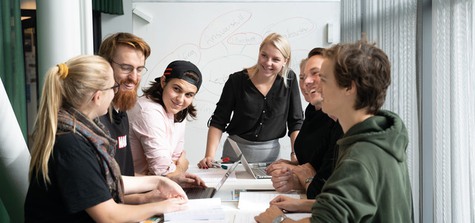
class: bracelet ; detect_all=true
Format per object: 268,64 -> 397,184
290,151 -> 296,156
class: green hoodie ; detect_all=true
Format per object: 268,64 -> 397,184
310,110 -> 413,223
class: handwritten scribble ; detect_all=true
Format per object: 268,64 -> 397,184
143,43 -> 201,85
227,32 -> 262,46
200,10 -> 252,49
200,54 -> 255,96
265,17 -> 315,40
160,43 -> 202,64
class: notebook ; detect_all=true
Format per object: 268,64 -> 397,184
184,155 -> 241,199
227,138 -> 272,179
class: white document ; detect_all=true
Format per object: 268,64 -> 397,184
237,192 -> 301,212
163,198 -> 225,222
234,192 -> 305,223
234,211 -> 312,223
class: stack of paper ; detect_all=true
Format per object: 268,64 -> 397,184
233,212 -> 312,223
234,192 -> 307,223
163,198 -> 225,222
237,192 -> 300,212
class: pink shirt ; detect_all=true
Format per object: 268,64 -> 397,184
128,96 -> 186,175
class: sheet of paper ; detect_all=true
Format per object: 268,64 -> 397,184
237,192 -> 301,212
233,211 -> 312,223
163,198 -> 225,222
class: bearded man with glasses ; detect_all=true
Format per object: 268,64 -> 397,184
98,32 -> 150,178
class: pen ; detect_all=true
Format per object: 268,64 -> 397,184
211,157 -> 230,168
211,163 -> 229,169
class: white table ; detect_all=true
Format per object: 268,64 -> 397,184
186,165 -> 306,223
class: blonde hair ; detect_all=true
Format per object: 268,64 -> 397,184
29,55 -> 112,184
300,58 -> 308,73
248,33 -> 292,87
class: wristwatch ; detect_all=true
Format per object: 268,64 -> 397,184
272,214 -> 287,223
305,177 -> 314,184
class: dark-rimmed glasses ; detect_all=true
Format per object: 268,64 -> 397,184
101,82 -> 120,94
111,60 -> 148,75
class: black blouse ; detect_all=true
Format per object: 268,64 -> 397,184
209,69 -> 303,141
294,103 -> 343,199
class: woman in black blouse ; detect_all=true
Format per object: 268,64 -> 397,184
198,33 -> 304,168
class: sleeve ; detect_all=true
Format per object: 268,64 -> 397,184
307,122 -> 343,198
209,73 -> 237,131
286,70 -> 304,136
53,134 -> 112,213
130,104 -> 178,175
307,145 -> 335,199
310,159 -> 377,222
171,122 -> 186,161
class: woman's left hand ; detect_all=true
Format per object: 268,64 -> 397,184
156,176 -> 188,200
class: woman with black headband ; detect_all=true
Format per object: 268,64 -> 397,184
128,60 -> 206,189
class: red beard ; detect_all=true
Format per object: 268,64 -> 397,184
113,81 -> 139,111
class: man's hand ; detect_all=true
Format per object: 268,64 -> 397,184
292,163 -> 317,189
254,205 -> 285,223
270,195 -> 314,213
271,169 -> 302,193
167,171 -> 207,188
266,163 -> 302,192
266,162 -> 295,175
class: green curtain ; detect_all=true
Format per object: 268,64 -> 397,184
93,0 -> 124,15
0,200 -> 9,222
0,0 -> 27,142
1,1 -> 25,221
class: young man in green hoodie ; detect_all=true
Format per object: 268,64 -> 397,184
255,40 -> 413,223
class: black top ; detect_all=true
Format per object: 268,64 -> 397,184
24,133 -> 112,223
209,69 -> 303,141
100,110 -> 135,176
294,103 -> 343,199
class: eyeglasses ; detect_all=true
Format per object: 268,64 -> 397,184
111,60 -> 148,75
100,82 -> 120,94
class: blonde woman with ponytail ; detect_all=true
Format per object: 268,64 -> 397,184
25,55 -> 187,223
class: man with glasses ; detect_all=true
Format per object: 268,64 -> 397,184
98,32 -> 150,177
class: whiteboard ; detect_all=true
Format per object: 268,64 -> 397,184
132,1 -> 340,165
